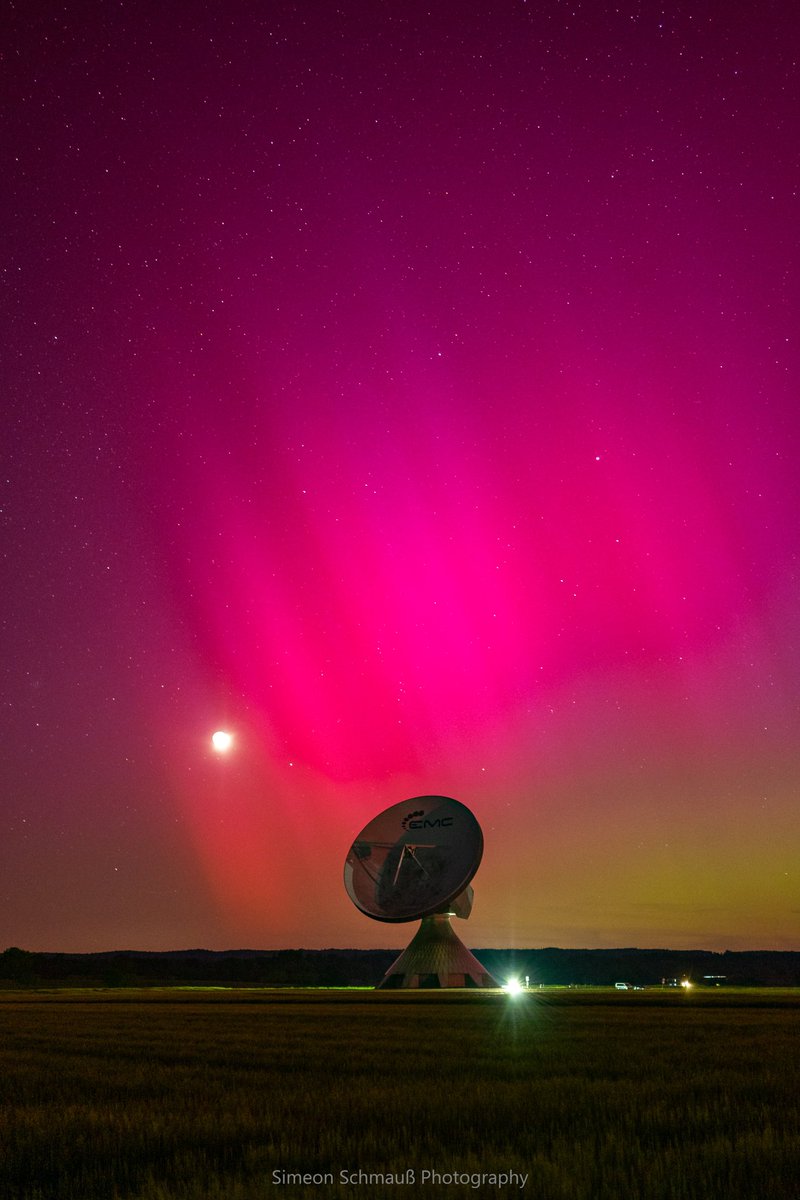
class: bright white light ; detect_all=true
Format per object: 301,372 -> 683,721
680,978 -> 692,989
211,730 -> 233,753
503,978 -> 523,996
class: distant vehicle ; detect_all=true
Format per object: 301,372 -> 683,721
615,982 -> 629,990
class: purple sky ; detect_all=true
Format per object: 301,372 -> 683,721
3,1 -> 799,952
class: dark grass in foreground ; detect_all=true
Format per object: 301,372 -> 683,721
1,989 -> 799,1200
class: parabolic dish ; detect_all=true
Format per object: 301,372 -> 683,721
343,795 -> 484,923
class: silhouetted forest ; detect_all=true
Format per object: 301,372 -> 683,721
2,945 -> 798,988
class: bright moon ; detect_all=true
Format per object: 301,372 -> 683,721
211,730 -> 233,753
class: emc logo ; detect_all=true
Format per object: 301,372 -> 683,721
401,810 -> 454,831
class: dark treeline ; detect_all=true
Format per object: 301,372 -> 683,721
1,945 -> 799,988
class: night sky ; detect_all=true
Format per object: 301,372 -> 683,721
3,1 -> 799,954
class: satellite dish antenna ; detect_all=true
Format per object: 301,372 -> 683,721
343,795 -> 498,989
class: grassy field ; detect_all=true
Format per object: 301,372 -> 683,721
1,988 -> 798,1200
